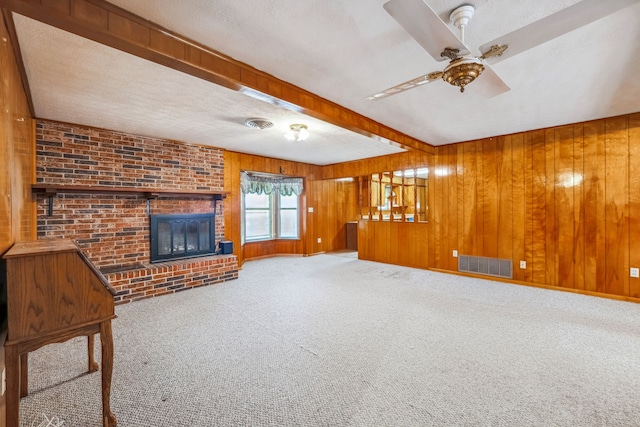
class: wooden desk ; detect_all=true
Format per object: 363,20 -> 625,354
3,239 -> 117,427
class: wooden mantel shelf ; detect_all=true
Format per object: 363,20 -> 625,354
32,184 -> 227,216
32,183 -> 227,199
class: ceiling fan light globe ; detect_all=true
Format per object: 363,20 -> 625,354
442,57 -> 484,93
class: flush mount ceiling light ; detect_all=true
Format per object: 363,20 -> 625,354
284,124 -> 309,141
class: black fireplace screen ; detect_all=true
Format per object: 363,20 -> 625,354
150,213 -> 215,262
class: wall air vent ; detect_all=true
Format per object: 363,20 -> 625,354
458,255 -> 512,279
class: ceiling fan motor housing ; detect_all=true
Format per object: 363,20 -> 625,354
442,57 -> 484,92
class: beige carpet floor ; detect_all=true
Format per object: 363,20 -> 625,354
20,252 -> 640,426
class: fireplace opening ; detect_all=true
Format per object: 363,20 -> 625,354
150,213 -> 216,262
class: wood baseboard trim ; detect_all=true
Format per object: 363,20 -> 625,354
428,267 -> 640,305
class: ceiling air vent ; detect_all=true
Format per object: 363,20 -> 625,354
243,118 -> 273,130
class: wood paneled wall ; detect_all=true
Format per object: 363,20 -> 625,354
224,151 -> 318,265
429,113 -> 640,299
224,151 -> 364,265
0,15 -> 35,255
306,178 -> 360,253
358,221 -> 429,268
321,150 -> 433,267
1,13 -> 36,427
322,150 -> 432,180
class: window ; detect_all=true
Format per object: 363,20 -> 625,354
243,191 -> 299,242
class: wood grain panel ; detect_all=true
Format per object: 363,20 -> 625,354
358,221 -> 429,269
432,150 -> 444,268
428,113 -> 639,300
555,125 -> 575,288
544,128 -> 557,286
476,141 -> 486,257
322,151 -> 432,180
604,116 -> 629,296
629,113 -> 640,297
482,138 -> 498,258
462,141 -> 478,255
497,135 -> 513,262
582,119 -> 606,292
511,134 -> 525,281
447,145 -> 459,271
572,124 -> 585,290
530,130 -> 547,284
243,240 -> 303,261
0,13 -> 36,256
456,143 -> 465,260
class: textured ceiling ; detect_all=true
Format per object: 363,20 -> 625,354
11,0 -> 640,165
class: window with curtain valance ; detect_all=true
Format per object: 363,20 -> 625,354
241,171 -> 303,243
240,172 -> 304,196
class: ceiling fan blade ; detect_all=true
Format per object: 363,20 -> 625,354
480,0 -> 640,64
384,0 -> 469,62
366,71 -> 442,100
472,64 -> 511,98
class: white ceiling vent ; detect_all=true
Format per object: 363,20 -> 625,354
243,118 -> 274,130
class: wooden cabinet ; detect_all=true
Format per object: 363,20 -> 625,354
3,239 -> 117,427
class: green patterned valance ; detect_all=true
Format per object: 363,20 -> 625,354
240,172 -> 304,196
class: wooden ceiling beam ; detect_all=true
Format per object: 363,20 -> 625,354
0,0 -> 434,154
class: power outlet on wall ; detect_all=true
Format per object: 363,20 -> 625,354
317,238 -> 322,244
631,267 -> 639,278
452,250 -> 458,258
520,260 -> 527,269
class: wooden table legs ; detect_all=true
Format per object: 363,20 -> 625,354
100,320 -> 117,427
5,344 -> 20,427
5,321 -> 117,427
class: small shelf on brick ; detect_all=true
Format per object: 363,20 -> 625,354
32,184 -> 227,216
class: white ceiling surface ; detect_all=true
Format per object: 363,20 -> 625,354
14,1 -> 640,163
13,16 -> 404,166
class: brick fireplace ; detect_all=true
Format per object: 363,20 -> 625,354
35,120 -> 238,303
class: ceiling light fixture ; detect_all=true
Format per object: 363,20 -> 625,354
441,56 -> 484,93
285,124 -> 309,141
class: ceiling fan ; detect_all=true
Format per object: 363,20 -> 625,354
367,0 -> 640,99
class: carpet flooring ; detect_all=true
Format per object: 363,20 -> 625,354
19,253 -> 640,426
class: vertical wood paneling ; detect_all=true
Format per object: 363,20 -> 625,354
584,119 -> 607,293
556,125 -> 574,288
428,113 -> 640,300
523,132 -> 534,282
432,151 -> 443,267
447,146 -> 459,271
223,151 -> 324,264
482,138 -> 498,258
604,116 -> 629,296
573,124 -> 585,290
476,141 -> 485,257
544,129 -> 557,285
512,134 -> 526,281
438,148 -> 448,268
629,113 -> 640,297
456,143 -> 465,258
497,136 -> 513,261
462,142 -> 478,255
531,131 -> 547,284
0,16 -> 36,256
